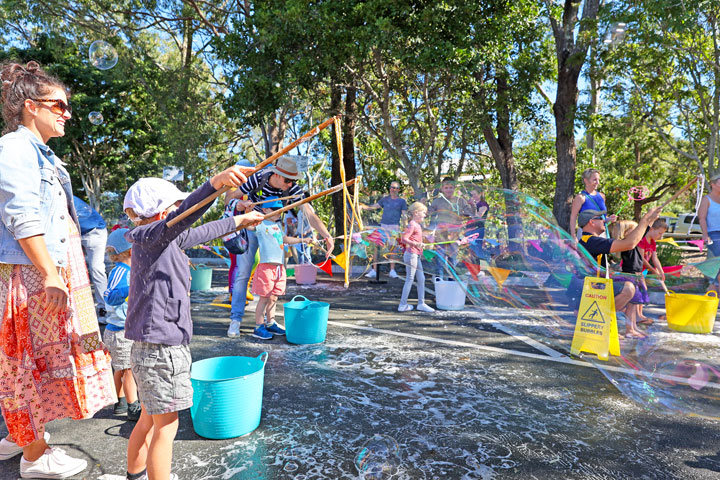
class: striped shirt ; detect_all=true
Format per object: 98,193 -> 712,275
238,170 -> 305,213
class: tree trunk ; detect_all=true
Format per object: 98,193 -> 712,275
330,81 -> 343,238
336,86 -> 358,238
548,0 -> 601,233
482,66 -> 518,191
261,114 -> 287,157
552,73 -> 580,233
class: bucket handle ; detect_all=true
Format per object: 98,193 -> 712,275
433,276 -> 442,283
290,295 -> 309,303
667,290 -> 676,296
707,291 -> 718,298
257,352 -> 268,364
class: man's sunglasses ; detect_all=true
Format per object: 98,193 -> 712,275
282,177 -> 295,185
32,98 -> 72,116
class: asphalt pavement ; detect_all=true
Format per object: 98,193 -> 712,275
1,269 -> 720,479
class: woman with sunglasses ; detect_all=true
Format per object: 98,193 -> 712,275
0,61 -> 115,479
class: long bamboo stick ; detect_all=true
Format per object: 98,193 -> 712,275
260,178 -> 357,222
220,178 -> 357,240
167,116 -> 338,228
658,176 -> 699,210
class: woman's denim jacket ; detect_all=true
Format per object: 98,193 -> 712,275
0,126 -> 78,267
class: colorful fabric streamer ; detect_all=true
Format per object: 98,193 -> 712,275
316,258 -> 333,276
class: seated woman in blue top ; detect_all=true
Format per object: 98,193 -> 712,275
569,168 -> 618,240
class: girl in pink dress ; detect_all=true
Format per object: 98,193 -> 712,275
399,202 -> 435,313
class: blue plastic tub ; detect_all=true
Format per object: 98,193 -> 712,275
284,295 -> 329,344
190,353 -> 268,439
190,266 -> 213,291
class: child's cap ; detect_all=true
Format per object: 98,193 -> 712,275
107,228 -> 132,254
262,196 -> 283,210
123,178 -> 190,219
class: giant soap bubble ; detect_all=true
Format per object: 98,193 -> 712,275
89,40 -> 118,70
342,181 -> 720,418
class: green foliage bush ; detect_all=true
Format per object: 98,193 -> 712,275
656,243 -> 683,267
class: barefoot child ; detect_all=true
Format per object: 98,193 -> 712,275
637,218 -> 669,324
250,197 -> 310,340
611,220 -> 647,338
103,228 -> 141,421
398,202 -> 435,312
122,169 -> 263,480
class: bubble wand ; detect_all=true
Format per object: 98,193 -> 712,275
615,186 -> 649,217
167,116 -> 339,228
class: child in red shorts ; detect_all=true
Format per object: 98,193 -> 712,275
251,197 -> 309,339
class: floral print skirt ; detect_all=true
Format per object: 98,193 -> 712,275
0,220 -> 115,446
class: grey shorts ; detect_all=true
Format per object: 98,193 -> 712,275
102,328 -> 133,370
131,342 -> 193,415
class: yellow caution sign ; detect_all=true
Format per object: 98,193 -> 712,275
570,277 -> 621,361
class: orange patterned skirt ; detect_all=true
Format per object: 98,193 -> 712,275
0,220 -> 115,446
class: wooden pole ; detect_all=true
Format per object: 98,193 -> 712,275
260,178 -> 358,222
658,177 -> 699,210
166,116 -> 338,228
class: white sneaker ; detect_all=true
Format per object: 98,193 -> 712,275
388,270 -> 399,279
417,303 -> 435,313
20,447 -> 87,479
398,304 -> 413,312
227,320 -> 241,337
365,269 -> 377,278
0,432 -> 50,460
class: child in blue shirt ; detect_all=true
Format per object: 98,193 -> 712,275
251,198 -> 309,339
103,228 -> 141,421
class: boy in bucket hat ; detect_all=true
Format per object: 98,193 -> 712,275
102,228 -> 141,421
249,197 -> 310,339
121,168 -> 264,480
224,156 -> 335,337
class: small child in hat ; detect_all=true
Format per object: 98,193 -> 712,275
250,197 -> 311,340
121,167 -> 263,480
103,228 -> 141,421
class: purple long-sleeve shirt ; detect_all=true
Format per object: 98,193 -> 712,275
124,181 -> 236,345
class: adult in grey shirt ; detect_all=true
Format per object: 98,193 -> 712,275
362,181 -> 408,278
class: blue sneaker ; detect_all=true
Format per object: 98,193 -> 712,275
252,324 -> 274,340
265,322 -> 286,336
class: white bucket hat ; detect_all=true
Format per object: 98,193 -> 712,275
123,177 -> 190,220
268,156 -> 301,180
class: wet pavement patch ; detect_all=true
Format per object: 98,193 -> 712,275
2,277 -> 720,479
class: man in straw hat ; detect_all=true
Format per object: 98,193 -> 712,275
224,156 -> 334,337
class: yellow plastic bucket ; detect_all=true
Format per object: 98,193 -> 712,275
665,290 -> 718,334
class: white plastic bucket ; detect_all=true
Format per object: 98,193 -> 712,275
433,277 -> 467,311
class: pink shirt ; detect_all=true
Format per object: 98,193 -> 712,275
402,221 -> 423,255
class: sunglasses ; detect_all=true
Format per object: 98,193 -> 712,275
32,98 -> 72,116
390,186 -> 400,189
282,177 -> 295,185
591,216 -> 605,221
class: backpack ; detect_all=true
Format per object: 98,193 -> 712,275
221,171 -> 273,255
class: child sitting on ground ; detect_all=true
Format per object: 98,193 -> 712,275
398,202 -> 435,313
122,168 -> 263,480
638,218 -> 669,324
611,220 -> 647,338
251,197 -> 310,340
103,228 -> 141,422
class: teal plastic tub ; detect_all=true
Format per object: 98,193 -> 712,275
190,353 -> 268,439
190,266 -> 213,291
284,295 -> 329,344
